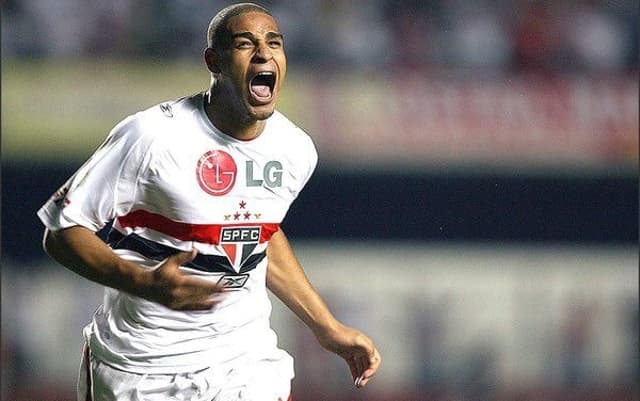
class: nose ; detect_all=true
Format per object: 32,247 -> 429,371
252,42 -> 273,63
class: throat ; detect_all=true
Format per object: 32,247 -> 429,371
206,85 -> 274,139
204,94 -> 266,140
231,119 -> 266,141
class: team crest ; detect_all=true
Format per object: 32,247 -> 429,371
220,226 -> 261,272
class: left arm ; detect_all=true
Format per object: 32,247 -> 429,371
266,228 -> 381,388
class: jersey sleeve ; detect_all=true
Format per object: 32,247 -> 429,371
291,132 -> 318,199
37,115 -> 152,232
299,135 -> 318,193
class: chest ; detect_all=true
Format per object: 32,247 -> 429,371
138,138 -> 298,224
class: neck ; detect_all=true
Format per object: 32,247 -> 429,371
204,90 -> 266,141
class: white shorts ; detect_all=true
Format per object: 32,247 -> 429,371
78,345 -> 293,401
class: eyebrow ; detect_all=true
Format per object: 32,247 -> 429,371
231,31 -> 284,41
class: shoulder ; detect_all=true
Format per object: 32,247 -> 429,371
267,112 -> 318,192
146,93 -> 202,121
269,111 -> 317,155
267,111 -> 318,179
111,93 -> 202,146
134,93 -> 201,129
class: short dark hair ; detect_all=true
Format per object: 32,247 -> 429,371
207,3 -> 273,50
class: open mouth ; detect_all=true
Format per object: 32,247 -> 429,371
249,72 -> 276,104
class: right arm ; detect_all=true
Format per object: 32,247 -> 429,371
43,225 -> 222,311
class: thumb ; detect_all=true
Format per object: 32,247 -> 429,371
161,249 -> 198,270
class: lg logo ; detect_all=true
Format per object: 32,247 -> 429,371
196,150 -> 237,196
196,150 -> 283,196
246,160 -> 283,188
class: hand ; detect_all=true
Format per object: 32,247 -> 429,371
316,322 -> 381,388
143,250 -> 225,311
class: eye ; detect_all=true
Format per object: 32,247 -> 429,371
235,40 -> 254,49
269,40 -> 283,49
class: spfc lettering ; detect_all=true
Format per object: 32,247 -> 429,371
220,226 -> 261,273
221,227 -> 260,242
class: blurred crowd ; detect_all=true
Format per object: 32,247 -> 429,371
2,0 -> 638,74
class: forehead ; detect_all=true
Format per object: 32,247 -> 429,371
226,11 -> 280,36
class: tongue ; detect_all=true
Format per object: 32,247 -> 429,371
252,84 -> 271,98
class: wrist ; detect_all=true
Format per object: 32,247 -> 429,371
310,315 -> 341,339
117,259 -> 153,298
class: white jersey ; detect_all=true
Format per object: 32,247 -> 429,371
37,92 -> 317,374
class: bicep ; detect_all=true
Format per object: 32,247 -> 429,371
43,226 -> 110,266
266,228 -> 299,272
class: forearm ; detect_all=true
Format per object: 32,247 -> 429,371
44,226 -> 224,310
266,229 -> 339,336
266,229 -> 381,387
43,226 -> 151,297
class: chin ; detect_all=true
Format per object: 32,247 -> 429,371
247,104 -> 276,121
253,110 -> 275,120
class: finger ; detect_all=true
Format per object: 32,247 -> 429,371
357,349 -> 381,388
178,300 -> 216,311
173,285 -> 226,310
366,347 -> 381,372
346,357 -> 359,382
358,354 -> 366,377
352,355 -> 365,386
354,374 -> 363,388
155,250 -> 197,274
181,275 -> 225,294
170,249 -> 198,266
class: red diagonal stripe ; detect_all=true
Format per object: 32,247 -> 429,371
117,209 -> 279,245
222,243 -> 237,265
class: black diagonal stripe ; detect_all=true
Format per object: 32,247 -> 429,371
106,230 -> 265,274
240,243 -> 258,266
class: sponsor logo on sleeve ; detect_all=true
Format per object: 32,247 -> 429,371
159,103 -> 173,117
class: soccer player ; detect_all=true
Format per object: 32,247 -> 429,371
37,3 -> 381,400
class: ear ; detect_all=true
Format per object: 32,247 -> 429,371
204,47 -> 221,74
